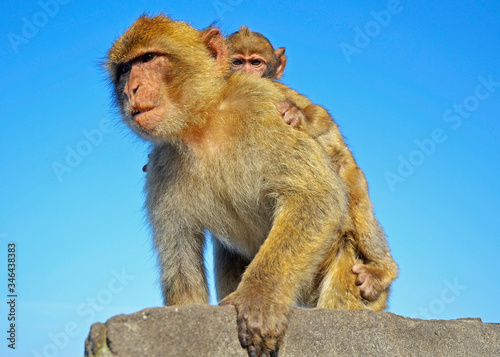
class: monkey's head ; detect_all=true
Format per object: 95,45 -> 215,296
106,15 -> 228,142
227,26 -> 287,80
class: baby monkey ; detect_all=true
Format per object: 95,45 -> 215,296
227,26 -> 398,310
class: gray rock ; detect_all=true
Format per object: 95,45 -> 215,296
85,305 -> 500,357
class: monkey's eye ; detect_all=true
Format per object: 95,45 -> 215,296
120,63 -> 131,75
251,59 -> 262,66
232,59 -> 243,66
142,53 -> 156,63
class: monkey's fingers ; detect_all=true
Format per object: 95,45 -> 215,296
220,293 -> 284,357
219,299 -> 251,350
223,305 -> 271,356
353,264 -> 380,301
278,101 -> 305,128
242,311 -> 283,357
352,264 -> 365,280
220,299 -> 245,344
277,101 -> 291,114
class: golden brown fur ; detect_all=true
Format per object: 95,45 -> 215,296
107,15 -> 351,356
227,25 -> 287,79
226,27 -> 398,311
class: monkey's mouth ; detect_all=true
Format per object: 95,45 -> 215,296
131,107 -> 154,120
130,105 -> 163,131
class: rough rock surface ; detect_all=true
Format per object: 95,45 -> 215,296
85,305 -> 500,356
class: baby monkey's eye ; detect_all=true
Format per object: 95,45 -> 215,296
232,59 -> 243,66
251,59 -> 262,66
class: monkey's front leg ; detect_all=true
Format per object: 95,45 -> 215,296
220,194 -> 341,356
153,215 -> 208,305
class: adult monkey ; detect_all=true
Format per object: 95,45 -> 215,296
107,15 -> 348,356
227,26 -> 398,308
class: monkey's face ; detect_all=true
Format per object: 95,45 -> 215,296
112,51 -> 182,140
106,15 -> 224,143
226,30 -> 286,80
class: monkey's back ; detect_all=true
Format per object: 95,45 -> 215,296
145,72 -> 345,259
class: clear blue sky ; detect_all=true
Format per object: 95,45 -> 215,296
1,1 -> 499,355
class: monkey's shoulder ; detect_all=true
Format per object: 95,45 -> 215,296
224,72 -> 285,112
273,82 -> 312,107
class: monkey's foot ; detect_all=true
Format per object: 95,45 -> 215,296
352,264 -> 386,302
278,100 -> 305,129
220,291 -> 288,357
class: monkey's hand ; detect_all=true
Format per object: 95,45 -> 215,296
220,290 -> 289,357
352,264 -> 388,301
278,100 -> 306,129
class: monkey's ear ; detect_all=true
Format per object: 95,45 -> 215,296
202,28 -> 229,72
275,47 -> 287,80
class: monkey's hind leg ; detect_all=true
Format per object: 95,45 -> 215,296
350,200 -> 397,309
212,238 -> 249,301
316,234 -> 365,310
342,165 -> 397,309
315,234 -> 389,311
